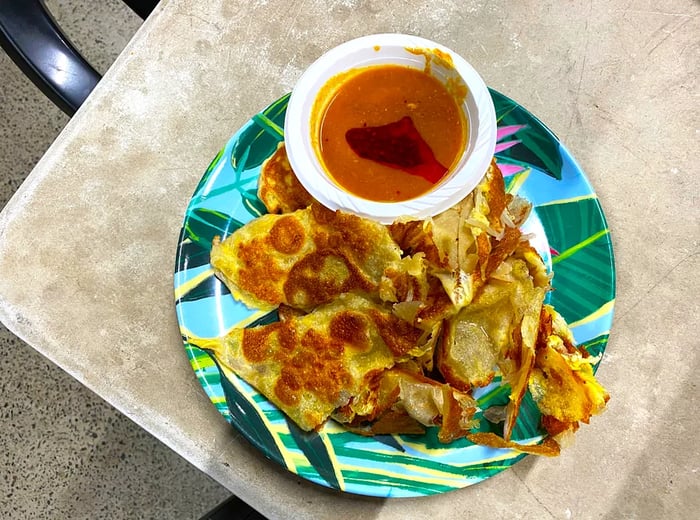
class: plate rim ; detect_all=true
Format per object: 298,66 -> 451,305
173,89 -> 616,497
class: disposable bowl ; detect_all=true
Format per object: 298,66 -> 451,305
284,33 -> 497,223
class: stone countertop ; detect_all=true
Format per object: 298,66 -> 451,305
0,0 -> 697,518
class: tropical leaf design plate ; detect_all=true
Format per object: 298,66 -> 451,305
174,90 -> 615,497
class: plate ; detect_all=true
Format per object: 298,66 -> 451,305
173,90 -> 615,497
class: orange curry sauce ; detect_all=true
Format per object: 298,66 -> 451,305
316,65 -> 467,202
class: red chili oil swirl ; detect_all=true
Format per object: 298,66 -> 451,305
345,116 -> 447,184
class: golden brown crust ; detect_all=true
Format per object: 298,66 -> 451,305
233,237 -> 286,305
485,226 -> 522,278
467,432 -> 561,457
284,250 -> 374,309
368,309 -> 425,358
389,219 -> 445,268
438,385 -> 478,443
210,203 -> 402,311
268,215 -> 306,254
483,159 -> 507,232
209,294 -> 427,431
258,143 -> 314,214
241,323 -> 282,363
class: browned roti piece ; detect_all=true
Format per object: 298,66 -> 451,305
205,294 -> 432,431
258,143 -> 313,213
210,203 -> 403,311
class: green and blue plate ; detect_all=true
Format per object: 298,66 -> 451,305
173,90 -> 615,497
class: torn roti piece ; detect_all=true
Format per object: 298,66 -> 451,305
390,160 -> 534,310
466,432 -> 561,457
334,364 -> 479,443
529,305 -> 610,443
437,256 -> 547,391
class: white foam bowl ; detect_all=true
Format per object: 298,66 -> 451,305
284,33 -> 496,224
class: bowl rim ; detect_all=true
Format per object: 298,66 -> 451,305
284,33 -> 497,224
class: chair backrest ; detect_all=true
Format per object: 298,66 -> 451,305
0,0 -> 158,116
122,0 -> 158,20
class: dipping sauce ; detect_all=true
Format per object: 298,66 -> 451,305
314,65 -> 467,202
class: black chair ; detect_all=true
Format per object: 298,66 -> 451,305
200,495 -> 268,520
0,0 -> 159,116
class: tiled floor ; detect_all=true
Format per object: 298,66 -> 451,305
0,1 -> 230,518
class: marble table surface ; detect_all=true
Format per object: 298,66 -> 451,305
0,0 -> 697,518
